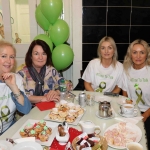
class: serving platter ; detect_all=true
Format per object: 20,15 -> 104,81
12,119 -> 58,146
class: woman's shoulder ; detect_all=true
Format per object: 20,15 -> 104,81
116,61 -> 123,68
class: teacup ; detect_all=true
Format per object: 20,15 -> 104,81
126,142 -> 143,150
120,104 -> 135,115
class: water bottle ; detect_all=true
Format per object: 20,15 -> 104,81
59,79 -> 67,92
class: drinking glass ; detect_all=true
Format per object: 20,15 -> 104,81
86,95 -> 95,106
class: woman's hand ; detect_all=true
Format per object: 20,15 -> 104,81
142,109 -> 150,122
2,73 -> 16,89
46,90 -> 60,102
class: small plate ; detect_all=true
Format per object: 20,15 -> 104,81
95,111 -> 115,119
118,109 -> 138,118
0,140 -> 13,150
11,141 -> 42,150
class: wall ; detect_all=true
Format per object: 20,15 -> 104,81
82,0 -> 150,71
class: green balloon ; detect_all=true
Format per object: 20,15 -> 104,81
49,19 -> 69,46
41,0 -> 63,24
52,44 -> 74,70
35,4 -> 50,31
34,34 -> 53,52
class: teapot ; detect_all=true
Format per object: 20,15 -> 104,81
99,101 -> 112,117
78,120 -> 101,134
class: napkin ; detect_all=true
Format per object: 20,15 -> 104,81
35,101 -> 55,111
115,116 -> 144,124
50,127 -> 82,150
14,137 -> 35,144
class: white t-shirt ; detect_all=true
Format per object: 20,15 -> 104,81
122,66 -> 150,112
0,74 -> 25,132
82,59 -> 123,92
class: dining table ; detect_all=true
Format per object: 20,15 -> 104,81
0,91 -> 148,150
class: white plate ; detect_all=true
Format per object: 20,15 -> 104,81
117,96 -> 136,105
0,140 -> 13,150
95,111 -> 115,119
11,141 -> 42,150
12,119 -> 58,146
44,109 -> 86,125
118,109 -> 138,118
94,95 -> 111,103
104,122 -> 142,149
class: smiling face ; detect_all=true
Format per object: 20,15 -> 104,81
0,46 -> 15,75
131,44 -> 147,69
31,45 -> 47,71
100,41 -> 115,61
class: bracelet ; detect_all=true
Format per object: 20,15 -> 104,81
13,91 -> 21,100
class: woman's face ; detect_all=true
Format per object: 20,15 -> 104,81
131,44 -> 147,69
31,45 -> 47,70
100,41 -> 114,60
0,46 -> 15,75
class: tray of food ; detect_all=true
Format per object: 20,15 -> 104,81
12,119 -> 58,146
44,100 -> 85,125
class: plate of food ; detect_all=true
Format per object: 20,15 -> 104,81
44,100 -> 85,125
0,140 -> 13,150
72,132 -> 108,150
94,95 -> 111,103
117,96 -> 136,105
104,122 -> 142,149
12,119 -> 58,146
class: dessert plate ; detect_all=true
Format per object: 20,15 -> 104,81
0,140 -> 13,150
11,141 -> 42,150
118,109 -> 138,118
104,122 -> 142,149
12,119 -> 57,146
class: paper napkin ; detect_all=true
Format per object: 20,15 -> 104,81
35,101 -> 55,111
115,116 -> 143,124
14,137 -> 35,144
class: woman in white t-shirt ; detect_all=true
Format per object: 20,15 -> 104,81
82,36 -> 123,93
0,40 -> 31,135
121,39 -> 150,149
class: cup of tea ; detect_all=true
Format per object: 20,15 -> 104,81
120,104 -> 135,115
126,142 -> 143,150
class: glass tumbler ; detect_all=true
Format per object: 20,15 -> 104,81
65,93 -> 75,103
86,95 -> 95,106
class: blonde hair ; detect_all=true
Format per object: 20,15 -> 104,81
0,40 -> 16,55
97,36 -> 118,67
123,39 -> 150,75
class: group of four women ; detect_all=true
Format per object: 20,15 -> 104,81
0,36 -> 150,148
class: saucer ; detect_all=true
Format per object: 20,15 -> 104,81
95,111 -> 115,119
118,109 -> 138,118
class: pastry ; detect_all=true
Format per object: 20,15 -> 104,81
78,108 -> 84,115
34,125 -> 43,133
19,129 -> 28,137
59,110 -> 68,118
28,129 -> 38,138
65,115 -> 75,123
37,120 -> 46,127
38,131 -> 49,142
24,123 -> 34,130
49,112 -> 58,120
43,126 -> 52,135
126,98 -> 133,104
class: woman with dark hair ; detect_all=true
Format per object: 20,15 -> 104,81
17,39 -> 69,104
82,36 -> 123,93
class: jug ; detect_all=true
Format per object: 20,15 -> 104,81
99,101 -> 112,117
78,120 -> 101,134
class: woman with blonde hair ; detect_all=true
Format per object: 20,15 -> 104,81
121,39 -> 150,149
0,40 -> 31,135
82,36 -> 123,93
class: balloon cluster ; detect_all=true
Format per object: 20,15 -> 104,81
35,0 -> 74,71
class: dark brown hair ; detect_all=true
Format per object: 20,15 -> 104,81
25,39 -> 53,67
